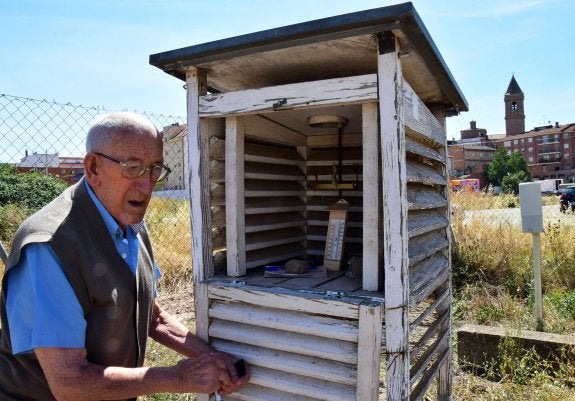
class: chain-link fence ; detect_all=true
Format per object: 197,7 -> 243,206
0,93 -> 191,287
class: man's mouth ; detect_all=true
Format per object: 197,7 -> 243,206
128,200 -> 146,208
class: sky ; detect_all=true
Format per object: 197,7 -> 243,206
1,0 -> 574,140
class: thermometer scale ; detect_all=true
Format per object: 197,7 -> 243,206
323,199 -> 349,271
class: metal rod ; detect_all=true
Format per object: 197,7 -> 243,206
533,232 -> 543,331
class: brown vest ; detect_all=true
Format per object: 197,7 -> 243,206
0,179 -> 155,401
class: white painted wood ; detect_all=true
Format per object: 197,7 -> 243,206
437,96 -> 453,401
246,365 -> 356,401
362,102 -> 382,291
402,80 -> 445,147
407,187 -> 449,211
209,136 -> 225,160
410,339 -> 450,401
199,74 -> 378,117
245,188 -> 306,198
212,340 -> 357,385
410,329 -> 449,387
245,171 -> 305,181
306,233 -> 362,244
305,203 -> 362,213
209,320 -> 358,364
409,286 -> 449,333
405,134 -> 445,164
245,213 -> 306,233
231,383 -> 325,401
207,285 -> 361,319
306,133 -> 363,148
240,114 -> 305,147
246,228 -> 306,251
194,282 -> 210,342
356,303 -> 383,401
209,301 -> 359,341
409,255 -> 450,307
246,244 -> 307,269
245,197 -> 306,214
436,283 -> 453,401
410,308 -> 449,364
408,210 -> 448,238
225,116 -> 246,276
378,34 -> 411,401
406,161 -> 448,186
238,367 -> 355,401
245,154 -> 305,167
408,231 -> 449,265
186,68 -> 212,283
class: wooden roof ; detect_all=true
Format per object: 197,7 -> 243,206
150,2 -> 468,116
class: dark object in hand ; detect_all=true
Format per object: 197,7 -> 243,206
234,359 -> 246,378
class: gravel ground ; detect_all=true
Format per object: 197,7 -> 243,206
463,204 -> 575,227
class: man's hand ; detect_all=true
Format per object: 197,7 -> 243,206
176,352 -> 250,395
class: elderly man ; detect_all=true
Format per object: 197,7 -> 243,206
0,112 -> 248,400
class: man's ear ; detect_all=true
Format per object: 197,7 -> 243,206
83,153 -> 101,187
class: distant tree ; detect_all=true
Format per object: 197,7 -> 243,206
486,148 -> 509,187
502,170 -> 532,195
486,148 -> 531,194
0,164 -> 67,212
0,164 -> 67,242
507,151 -> 531,177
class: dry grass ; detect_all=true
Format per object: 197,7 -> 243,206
145,197 -> 193,291
449,191 -> 575,400
451,191 -> 575,332
6,194 -> 575,399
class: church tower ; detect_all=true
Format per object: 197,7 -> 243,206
504,75 -> 525,136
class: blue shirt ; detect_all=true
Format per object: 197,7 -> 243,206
6,181 -> 161,354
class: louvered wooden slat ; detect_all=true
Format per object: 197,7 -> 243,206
408,231 -> 449,265
245,228 -> 306,252
211,341 -> 357,385
405,135 -> 445,164
406,162 -> 447,186
245,212 -> 305,233
409,254 -> 450,307
246,243 -> 307,268
407,210 -> 448,238
209,302 -> 359,341
209,320 -> 358,364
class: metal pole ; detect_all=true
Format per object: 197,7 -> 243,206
532,232 -> 543,331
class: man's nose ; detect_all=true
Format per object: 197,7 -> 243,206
134,172 -> 156,192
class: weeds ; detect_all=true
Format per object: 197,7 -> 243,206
145,198 -> 192,290
449,191 -> 575,399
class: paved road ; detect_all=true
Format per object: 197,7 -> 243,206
462,204 -> 575,227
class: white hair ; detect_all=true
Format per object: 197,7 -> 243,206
86,112 -> 159,153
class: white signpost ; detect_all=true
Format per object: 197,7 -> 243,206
519,182 -> 544,330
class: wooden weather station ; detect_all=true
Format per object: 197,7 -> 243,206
150,3 -> 468,400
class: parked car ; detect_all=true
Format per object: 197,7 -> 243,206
558,186 -> 575,213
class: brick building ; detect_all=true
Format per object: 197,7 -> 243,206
493,123 -> 575,182
449,75 -> 575,186
447,120 -> 497,186
504,75 -> 526,136
448,142 -> 496,184
493,75 -> 575,182
17,151 -> 84,185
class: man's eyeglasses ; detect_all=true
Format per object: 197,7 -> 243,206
94,152 -> 171,182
